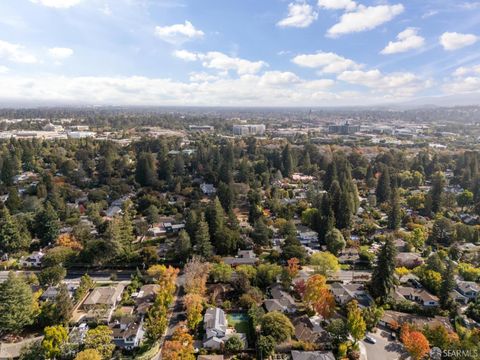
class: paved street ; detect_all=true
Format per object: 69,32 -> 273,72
361,327 -> 405,360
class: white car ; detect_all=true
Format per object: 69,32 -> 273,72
364,335 -> 377,344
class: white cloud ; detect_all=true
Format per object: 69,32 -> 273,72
277,2 -> 318,28
327,4 -> 404,37
189,72 -> 220,82
259,71 -> 301,86
338,69 -> 428,96
29,0 -> 83,8
381,28 -> 425,54
173,49 -> 198,61
173,50 -> 267,75
444,76 -> 480,93
199,51 -> 267,75
0,66 -> 9,74
0,40 -> 37,64
317,0 -> 357,11
440,32 -> 478,51
292,51 -> 361,73
48,47 -> 74,61
0,72 -> 432,106
453,64 -> 480,77
154,21 -> 204,45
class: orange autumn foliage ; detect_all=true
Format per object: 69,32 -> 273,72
162,325 -> 195,360
287,257 -> 300,278
303,274 -> 336,319
56,233 -> 83,251
401,324 -> 430,360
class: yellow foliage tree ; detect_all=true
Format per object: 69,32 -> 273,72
303,274 -> 336,319
57,233 -> 83,251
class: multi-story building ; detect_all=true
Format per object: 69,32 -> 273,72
232,124 -> 266,136
328,121 -> 360,135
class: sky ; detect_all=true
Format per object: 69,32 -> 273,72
0,0 -> 479,107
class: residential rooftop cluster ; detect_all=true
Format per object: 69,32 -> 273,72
0,107 -> 480,360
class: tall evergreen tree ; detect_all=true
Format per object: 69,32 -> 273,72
194,214 -> 213,258
135,152 -> 157,187
176,230 -> 192,262
440,259 -> 456,309
336,191 -> 352,230
35,202 -> 60,247
376,166 -> 391,204
0,272 -> 34,334
282,144 -> 294,177
387,188 -> 401,230
0,207 -> 29,253
429,171 -> 445,214
323,162 -> 338,191
55,283 -> 73,325
370,236 -> 397,303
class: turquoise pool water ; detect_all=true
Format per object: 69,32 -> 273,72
228,312 -> 248,322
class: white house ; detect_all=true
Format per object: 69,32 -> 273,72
20,251 -> 45,268
200,183 -> 216,196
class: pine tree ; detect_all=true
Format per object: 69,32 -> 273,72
376,166 -> 391,204
55,283 -> 73,325
205,197 -> 225,244
282,143 -> 294,177
371,236 -> 397,303
430,171 -> 445,214
0,207 -> 28,253
35,202 -> 60,247
336,191 -> 352,230
0,272 -> 34,334
251,218 -> 271,246
324,162 -> 338,191
439,259 -> 456,309
135,152 -> 157,187
194,214 -> 213,258
217,181 -> 234,212
176,230 -> 192,262
387,188 -> 401,230
185,209 -> 198,240
5,187 -> 21,213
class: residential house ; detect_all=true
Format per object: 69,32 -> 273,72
134,284 -> 160,316
456,281 -> 480,300
393,286 -> 439,307
203,307 -> 228,349
292,315 -> 330,345
110,318 -> 144,350
200,183 -> 216,195
197,356 -> 224,360
263,284 -> 296,313
20,251 -> 44,268
81,284 -> 125,322
223,249 -> 258,266
330,283 -> 373,308
291,350 -> 335,360
395,252 -> 424,269
69,323 -> 89,346
203,307 -> 247,350
105,205 -> 123,219
380,310 -> 453,332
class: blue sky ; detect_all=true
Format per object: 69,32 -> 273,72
0,0 -> 479,106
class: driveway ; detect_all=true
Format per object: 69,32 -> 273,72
361,327 -> 405,360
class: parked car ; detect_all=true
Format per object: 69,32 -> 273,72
365,335 -> 377,344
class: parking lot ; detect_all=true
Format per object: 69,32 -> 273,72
361,327 -> 405,360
